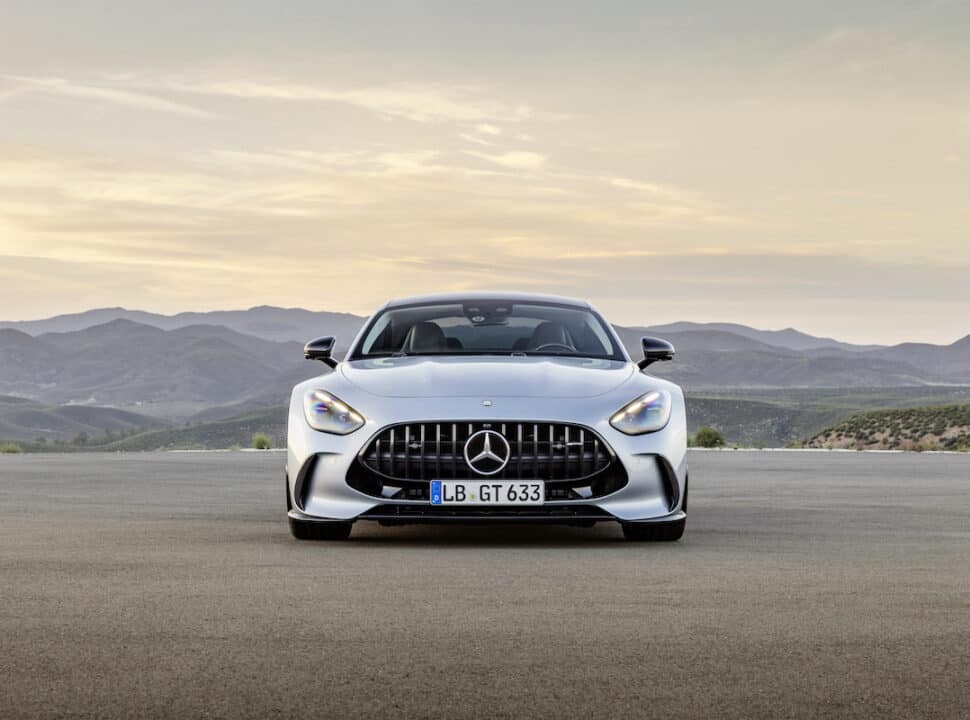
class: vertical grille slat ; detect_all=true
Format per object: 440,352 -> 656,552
419,425 -> 426,479
565,426 -> 572,479
578,428 -> 586,477
435,424 -> 441,478
404,425 -> 411,479
361,421 -> 611,482
533,424 -> 539,479
389,428 -> 395,477
451,423 -> 458,478
548,425 -> 556,481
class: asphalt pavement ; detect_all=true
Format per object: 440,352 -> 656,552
1,450 -> 968,719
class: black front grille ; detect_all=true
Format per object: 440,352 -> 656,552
359,421 -> 612,481
347,420 -> 628,502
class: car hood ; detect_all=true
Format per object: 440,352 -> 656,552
338,356 -> 637,399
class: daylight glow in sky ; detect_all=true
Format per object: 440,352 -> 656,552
1,1 -> 968,344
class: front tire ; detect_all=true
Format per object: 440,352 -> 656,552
621,518 -> 685,542
289,517 -> 353,541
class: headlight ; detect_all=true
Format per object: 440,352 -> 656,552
609,390 -> 672,435
303,390 -> 365,435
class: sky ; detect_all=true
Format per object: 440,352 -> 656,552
1,1 -> 968,345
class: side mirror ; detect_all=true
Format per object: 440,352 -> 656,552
304,336 -> 337,368
638,336 -> 675,369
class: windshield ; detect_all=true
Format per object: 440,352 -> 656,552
351,301 -> 624,361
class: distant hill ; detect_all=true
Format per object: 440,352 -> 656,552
857,336 -> 970,381
807,404 -> 970,451
638,321 -> 884,352
0,319 -> 320,407
688,385 -> 970,448
0,329 -> 54,383
0,306 -> 367,345
0,395 -> 168,442
98,407 -> 288,451
613,326 -> 784,353
614,326 -> 970,388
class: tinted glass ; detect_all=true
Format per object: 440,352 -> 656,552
354,301 -> 623,360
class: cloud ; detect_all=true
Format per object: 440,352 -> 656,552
155,78 -> 531,124
372,150 -> 444,175
474,124 -> 502,136
604,177 -> 687,201
487,236 -> 658,260
0,84 -> 30,102
463,150 -> 546,170
458,133 -> 495,146
207,150 -> 328,173
803,26 -> 941,78
1,75 -> 213,118
207,147 -> 473,178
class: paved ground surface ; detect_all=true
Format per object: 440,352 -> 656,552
1,451 -> 968,719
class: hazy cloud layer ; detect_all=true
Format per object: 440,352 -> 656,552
1,1 -> 968,344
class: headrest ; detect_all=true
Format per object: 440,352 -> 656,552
406,322 -> 447,352
530,321 -> 570,348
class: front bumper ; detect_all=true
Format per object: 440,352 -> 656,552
287,506 -> 687,526
286,397 -> 688,524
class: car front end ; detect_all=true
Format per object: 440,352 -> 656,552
285,293 -> 687,541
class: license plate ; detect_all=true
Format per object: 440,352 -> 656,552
430,480 -> 544,505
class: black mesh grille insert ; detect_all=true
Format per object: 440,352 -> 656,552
360,504 -> 614,522
359,421 -> 612,482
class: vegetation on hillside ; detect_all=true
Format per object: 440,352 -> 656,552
0,441 -> 23,454
4,408 -> 285,453
252,432 -> 273,450
691,427 -> 726,448
0,395 -> 169,444
806,404 -> 970,451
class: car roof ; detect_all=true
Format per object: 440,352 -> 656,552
382,291 -> 591,310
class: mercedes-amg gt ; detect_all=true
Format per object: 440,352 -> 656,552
285,292 -> 687,541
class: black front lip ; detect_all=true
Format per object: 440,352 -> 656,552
356,503 -> 616,524
289,506 -> 686,525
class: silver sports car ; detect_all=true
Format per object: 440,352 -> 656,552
285,292 -> 687,541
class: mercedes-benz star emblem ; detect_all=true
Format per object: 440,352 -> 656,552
463,430 -> 511,476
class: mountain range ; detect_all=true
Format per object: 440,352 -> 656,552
0,307 -> 894,351
0,306 -> 366,345
2,306 -> 969,404
0,306 -> 967,446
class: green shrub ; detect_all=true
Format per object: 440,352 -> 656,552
0,442 -> 23,454
693,426 -> 726,448
252,433 -> 273,450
